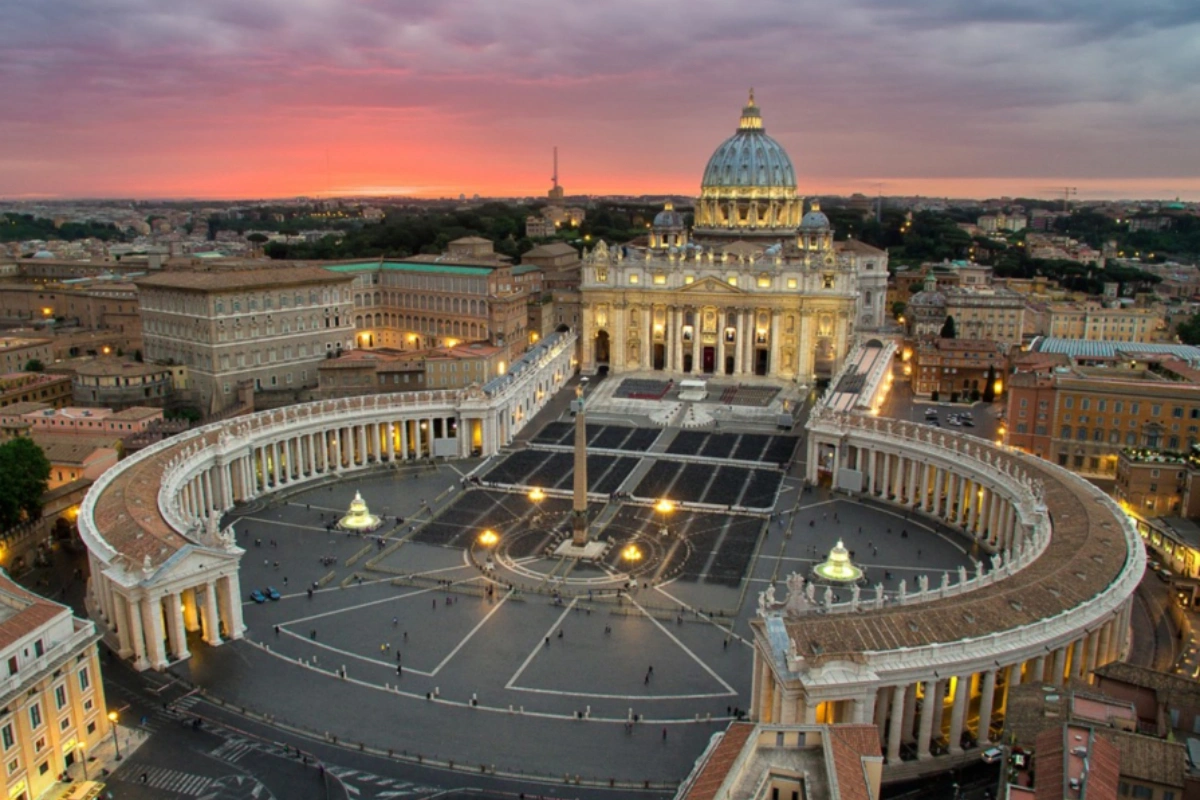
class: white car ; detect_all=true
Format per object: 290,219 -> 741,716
981,747 -> 1004,764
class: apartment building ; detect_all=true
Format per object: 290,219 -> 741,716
0,573 -> 107,800
136,267 -> 355,414
1047,302 -> 1165,343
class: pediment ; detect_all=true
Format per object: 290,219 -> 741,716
680,276 -> 745,294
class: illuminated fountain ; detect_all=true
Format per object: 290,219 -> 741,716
812,539 -> 863,583
337,491 -> 382,532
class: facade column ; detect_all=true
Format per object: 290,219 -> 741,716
166,591 -> 190,660
902,683 -> 918,744
386,422 -> 396,462
779,690 -> 799,724
126,594 -> 146,666
181,588 -> 200,632
1052,647 -> 1068,686
1098,621 -> 1114,667
113,593 -> 133,658
140,595 -> 167,670
1032,655 -> 1047,685
218,574 -> 244,640
400,419 -> 410,460
1086,631 -> 1101,681
948,674 -> 969,754
886,684 -> 906,763
978,670 -> 997,745
917,678 -> 936,760
203,582 -> 222,646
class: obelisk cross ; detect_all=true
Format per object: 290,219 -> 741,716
571,384 -> 589,546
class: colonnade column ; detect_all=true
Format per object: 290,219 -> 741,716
140,595 -> 167,670
1052,647 -> 1068,686
167,591 -> 190,660
948,674 -> 969,754
203,583 -> 222,646
978,670 -> 997,745
917,678 -> 936,760
886,684 -> 906,763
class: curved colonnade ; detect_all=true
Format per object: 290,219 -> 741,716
751,407 -> 1144,776
78,333 -> 576,672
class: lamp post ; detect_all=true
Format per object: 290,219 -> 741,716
77,742 -> 87,781
107,711 -> 121,761
655,499 -> 674,538
528,487 -> 545,525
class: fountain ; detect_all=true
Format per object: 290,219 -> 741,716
338,491 -> 382,532
812,539 -> 863,583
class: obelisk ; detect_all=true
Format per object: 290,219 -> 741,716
571,384 -> 589,546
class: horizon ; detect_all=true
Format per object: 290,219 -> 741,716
4,2 -> 1200,203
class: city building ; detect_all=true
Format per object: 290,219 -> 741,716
1114,448 -> 1197,519
0,373 -> 72,411
136,267 -> 356,415
31,435 -> 120,490
909,337 -> 1008,400
330,239 -> 536,364
70,358 -> 174,409
1006,353 -> 1200,477
1046,302 -> 1165,343
580,93 -> 888,380
316,342 -> 505,398
0,405 -> 163,441
906,273 -> 1026,345
524,216 -> 557,239
976,212 -> 1027,233
0,338 -> 53,374
0,571 -> 107,800
673,722 -> 882,800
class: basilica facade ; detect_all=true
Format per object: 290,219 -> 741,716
580,93 -> 888,382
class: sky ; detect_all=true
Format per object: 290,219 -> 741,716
2,0 -> 1199,202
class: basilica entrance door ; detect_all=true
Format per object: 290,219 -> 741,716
725,355 -> 735,375
703,347 -> 715,373
653,343 -> 665,371
755,349 -> 769,376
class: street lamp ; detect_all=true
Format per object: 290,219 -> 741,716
528,487 -> 545,524
655,499 -> 674,537
107,711 -> 121,761
478,529 -> 499,547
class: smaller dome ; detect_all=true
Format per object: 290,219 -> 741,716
653,201 -> 685,229
800,201 -> 829,230
909,289 -> 946,308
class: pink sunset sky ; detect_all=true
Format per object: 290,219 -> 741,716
2,0 -> 1199,201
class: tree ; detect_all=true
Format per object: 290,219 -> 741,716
940,315 -> 957,339
246,233 -> 269,245
23,359 -> 44,372
0,438 -> 51,529
1178,312 -> 1200,345
982,365 -> 997,402
891,301 -> 907,320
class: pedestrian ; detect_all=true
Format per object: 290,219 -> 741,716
403,631 -> 407,641
432,599 -> 437,609
273,561 -> 280,570
557,629 -> 563,639
310,629 -> 317,640
263,559 -> 269,567
140,772 -> 149,784
393,617 -> 398,627
307,588 -> 313,599
397,665 -> 402,676
644,673 -> 650,685
396,651 -> 401,662
274,625 -> 280,637
662,727 -> 667,741
648,665 -> 653,675
545,636 -> 550,647
283,577 -> 288,587
381,643 -> 389,652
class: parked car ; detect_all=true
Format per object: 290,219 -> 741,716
1157,569 -> 1173,583
962,419 -> 975,427
264,586 -> 281,601
249,589 -> 267,604
981,747 -> 1004,764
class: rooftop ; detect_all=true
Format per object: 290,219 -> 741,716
72,358 -> 172,378
0,572 -> 68,651
136,266 -> 352,291
325,260 -> 496,277
764,422 -> 1131,665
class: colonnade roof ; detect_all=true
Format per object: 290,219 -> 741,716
777,444 -> 1131,663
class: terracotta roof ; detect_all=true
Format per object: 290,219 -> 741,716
0,572 -> 68,650
678,722 -> 755,800
108,407 -> 163,421
1097,729 -> 1185,788
72,358 -> 170,378
1093,662 -> 1200,707
835,239 -> 886,256
135,266 -> 351,291
767,440 -> 1129,662
826,724 -> 883,800
32,436 -> 117,465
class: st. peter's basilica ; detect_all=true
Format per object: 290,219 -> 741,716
580,92 -> 888,382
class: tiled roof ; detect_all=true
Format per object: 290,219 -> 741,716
678,722 -> 755,800
136,266 -> 351,291
0,573 -> 68,650
1098,729 -> 1185,788
826,725 -> 883,800
770,451 -> 1128,661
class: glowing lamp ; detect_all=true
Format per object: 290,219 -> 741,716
478,529 -> 499,547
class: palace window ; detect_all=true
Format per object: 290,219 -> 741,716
653,273 -> 667,285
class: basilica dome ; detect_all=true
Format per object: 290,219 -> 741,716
701,100 -> 797,190
693,90 -> 804,243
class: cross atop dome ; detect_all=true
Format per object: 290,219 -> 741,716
739,88 -> 763,131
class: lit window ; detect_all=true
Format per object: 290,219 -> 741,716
628,274 -> 639,285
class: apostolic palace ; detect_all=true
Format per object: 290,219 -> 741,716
579,92 -> 889,381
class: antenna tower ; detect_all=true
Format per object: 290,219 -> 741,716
552,146 -> 559,190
